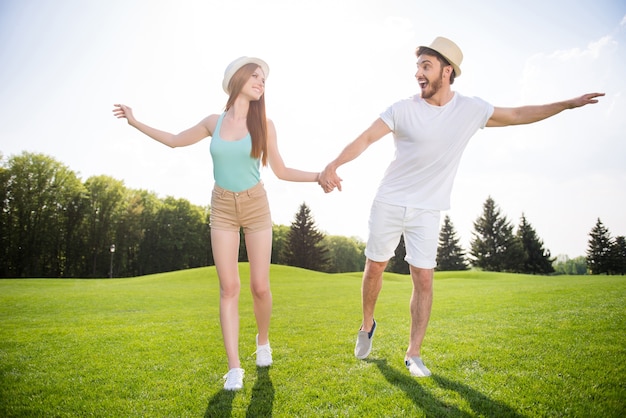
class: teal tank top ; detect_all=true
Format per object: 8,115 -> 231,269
210,113 -> 261,192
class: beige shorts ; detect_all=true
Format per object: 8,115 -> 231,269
210,181 -> 272,234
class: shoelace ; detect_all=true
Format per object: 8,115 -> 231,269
223,368 -> 244,384
251,344 -> 272,357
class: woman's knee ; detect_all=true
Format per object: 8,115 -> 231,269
250,279 -> 271,300
220,279 -> 241,299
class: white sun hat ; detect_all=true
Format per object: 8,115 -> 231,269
222,56 -> 270,94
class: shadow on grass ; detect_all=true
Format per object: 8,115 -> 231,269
246,366 -> 274,417
205,388 -> 236,418
367,358 -> 526,418
204,367 -> 274,418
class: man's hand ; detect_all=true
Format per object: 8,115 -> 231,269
319,165 -> 343,193
567,92 -> 605,109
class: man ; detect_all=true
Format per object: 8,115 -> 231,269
319,36 -> 603,377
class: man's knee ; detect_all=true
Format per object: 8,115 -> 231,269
409,266 -> 434,290
365,258 -> 388,276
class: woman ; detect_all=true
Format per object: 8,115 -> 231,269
113,56 -> 321,391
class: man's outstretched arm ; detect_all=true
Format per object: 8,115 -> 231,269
319,118 -> 391,192
486,92 -> 604,127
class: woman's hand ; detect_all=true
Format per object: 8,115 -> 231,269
319,166 -> 342,193
112,104 -> 136,126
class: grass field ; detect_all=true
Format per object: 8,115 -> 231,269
1,265 -> 624,417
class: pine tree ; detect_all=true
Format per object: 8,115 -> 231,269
387,235 -> 410,274
436,215 -> 468,271
282,202 -> 329,271
516,213 -> 555,275
608,235 -> 626,275
470,196 -> 524,272
586,218 -> 612,275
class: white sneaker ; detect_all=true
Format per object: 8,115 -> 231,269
223,368 -> 244,391
254,334 -> 273,367
405,356 -> 431,377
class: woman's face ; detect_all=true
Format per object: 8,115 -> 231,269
241,66 -> 266,100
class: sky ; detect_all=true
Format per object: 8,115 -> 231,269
1,0 -> 625,259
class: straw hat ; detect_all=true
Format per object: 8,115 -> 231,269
419,37 -> 463,77
222,56 -> 270,94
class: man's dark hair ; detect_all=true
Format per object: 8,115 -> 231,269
416,46 -> 456,84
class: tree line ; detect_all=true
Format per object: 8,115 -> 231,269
2,152 -> 623,277
0,152 -> 364,278
430,197 -> 625,276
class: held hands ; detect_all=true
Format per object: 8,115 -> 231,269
112,104 -> 136,125
318,165 -> 343,193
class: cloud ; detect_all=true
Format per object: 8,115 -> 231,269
519,33 -> 617,104
550,35 -> 616,62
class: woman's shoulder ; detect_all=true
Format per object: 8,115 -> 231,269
206,113 -> 221,123
201,113 -> 221,136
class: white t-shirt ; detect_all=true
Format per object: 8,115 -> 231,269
376,92 -> 494,210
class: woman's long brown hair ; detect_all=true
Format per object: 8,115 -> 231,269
225,63 -> 268,166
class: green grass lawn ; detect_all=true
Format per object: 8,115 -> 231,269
1,266 -> 624,417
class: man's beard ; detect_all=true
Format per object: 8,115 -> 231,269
421,68 -> 444,99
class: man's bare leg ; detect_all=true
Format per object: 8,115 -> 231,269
355,258 -> 387,359
406,266 -> 433,356
404,266 -> 434,376
361,258 -> 387,332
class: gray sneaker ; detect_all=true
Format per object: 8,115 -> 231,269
354,319 -> 376,359
405,356 -> 431,377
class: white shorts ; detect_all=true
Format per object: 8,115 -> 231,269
364,200 -> 440,269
